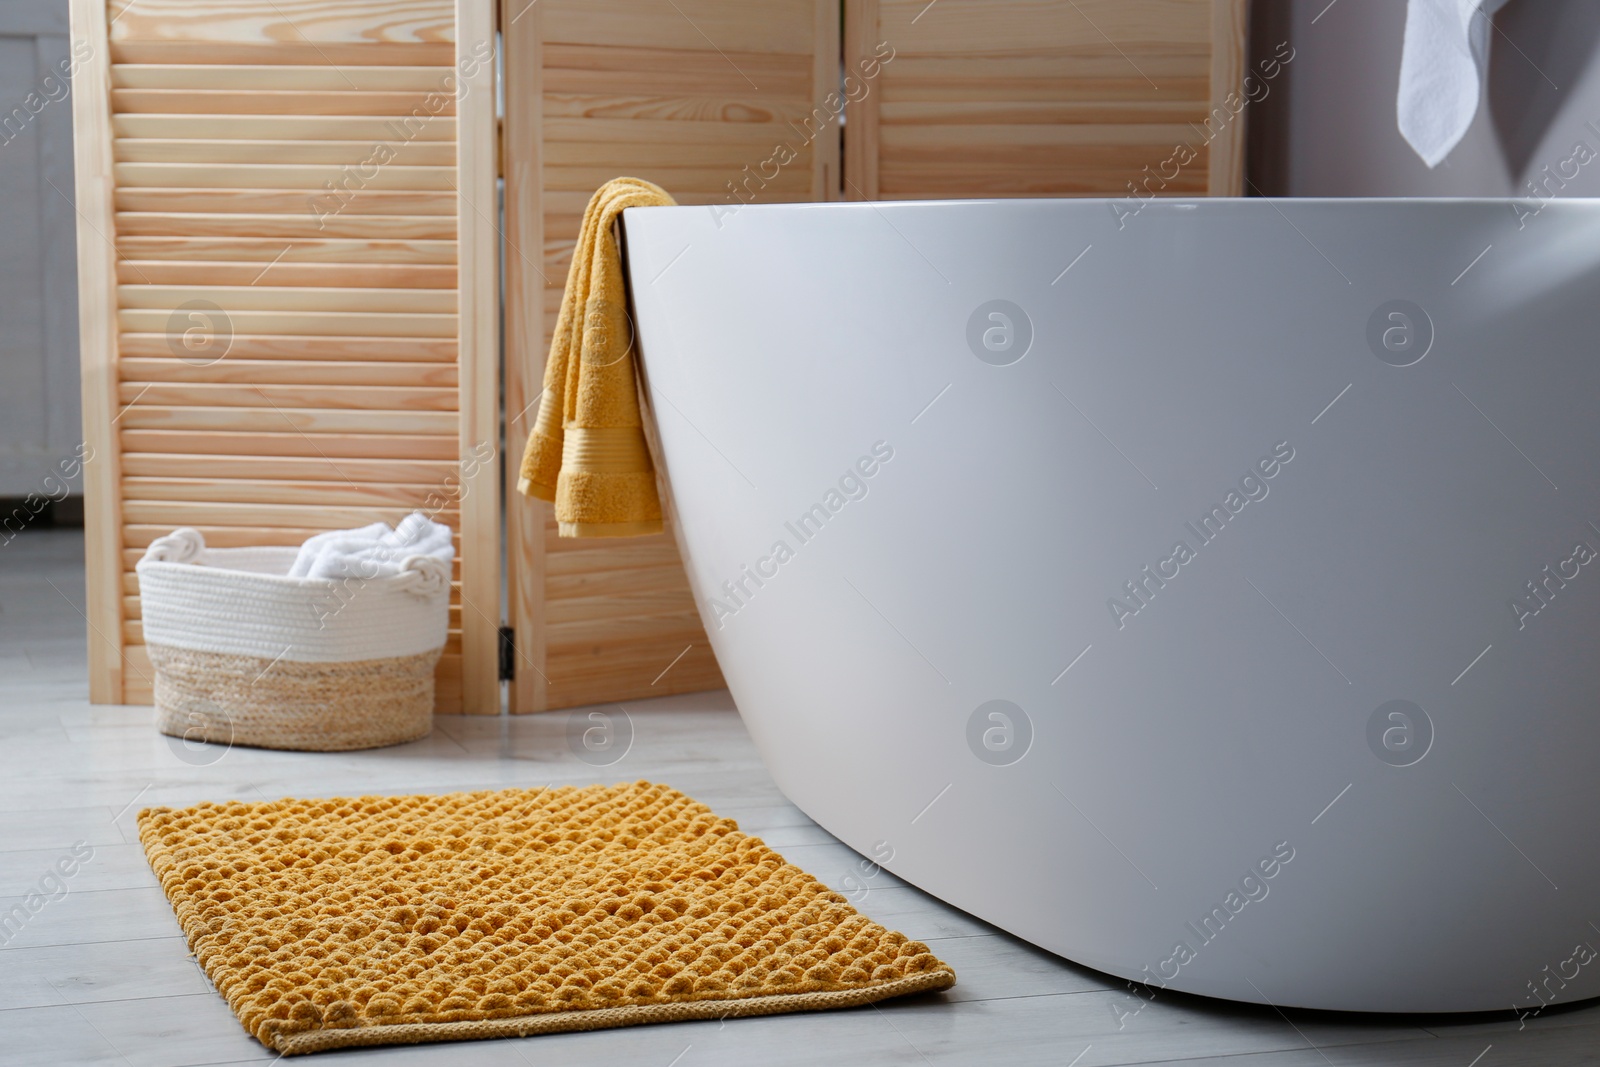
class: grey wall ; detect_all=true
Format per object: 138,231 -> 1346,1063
1250,0 -> 1600,198
0,0 -> 81,498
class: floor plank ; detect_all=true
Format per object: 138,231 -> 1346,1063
1122,1022 -> 1600,1066
0,936 -> 206,1010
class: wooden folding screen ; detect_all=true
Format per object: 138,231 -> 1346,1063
844,0 -> 1249,199
500,0 -> 839,712
72,0 -> 1250,714
70,0 -> 500,713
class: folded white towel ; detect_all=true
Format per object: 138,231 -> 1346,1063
288,512 -> 454,582
1398,0 -> 1513,168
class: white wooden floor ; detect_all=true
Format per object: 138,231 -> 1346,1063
4,528 -> 1599,1066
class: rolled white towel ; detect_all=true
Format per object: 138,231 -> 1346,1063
390,512 -> 453,559
288,512 -> 454,582
287,521 -> 388,578
1398,0 -> 1513,168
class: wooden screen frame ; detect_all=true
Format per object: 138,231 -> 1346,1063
70,0 -> 121,704
69,0 -> 501,713
1209,0 -> 1250,195
501,0 -> 548,712
454,0 -> 502,715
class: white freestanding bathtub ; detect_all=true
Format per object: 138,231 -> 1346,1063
620,198 -> 1600,1013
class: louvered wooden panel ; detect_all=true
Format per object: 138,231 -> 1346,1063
502,0 -> 838,711
845,0 -> 1248,199
71,0 -> 500,712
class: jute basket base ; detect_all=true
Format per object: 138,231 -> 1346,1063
149,644 -> 440,752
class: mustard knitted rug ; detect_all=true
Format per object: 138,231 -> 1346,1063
138,782 -> 955,1055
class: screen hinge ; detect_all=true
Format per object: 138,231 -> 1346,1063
498,626 -> 515,682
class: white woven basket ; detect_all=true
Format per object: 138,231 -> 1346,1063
136,528 -> 451,752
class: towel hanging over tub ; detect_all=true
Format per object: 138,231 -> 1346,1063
517,177 -> 676,537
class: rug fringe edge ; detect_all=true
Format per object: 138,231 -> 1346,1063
272,969 -> 958,1055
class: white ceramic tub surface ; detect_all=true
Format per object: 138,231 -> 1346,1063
621,198 -> 1600,1013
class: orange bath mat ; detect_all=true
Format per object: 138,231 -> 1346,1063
138,781 -> 955,1055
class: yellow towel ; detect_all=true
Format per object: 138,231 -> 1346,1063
517,178 -> 676,537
